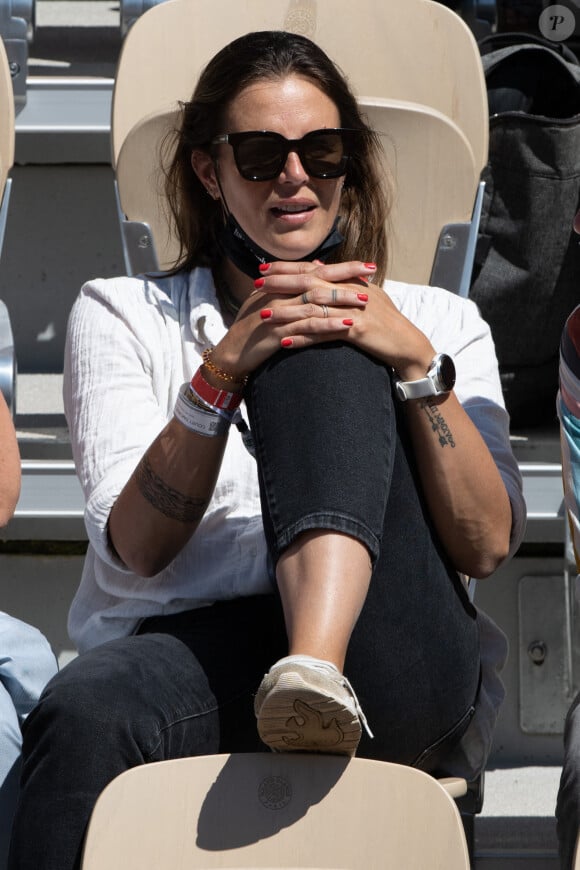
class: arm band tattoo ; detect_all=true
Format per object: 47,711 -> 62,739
421,400 -> 456,448
136,456 -> 209,523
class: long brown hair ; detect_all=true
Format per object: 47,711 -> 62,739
164,30 -> 391,283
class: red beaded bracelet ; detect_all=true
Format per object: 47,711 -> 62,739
190,367 -> 243,412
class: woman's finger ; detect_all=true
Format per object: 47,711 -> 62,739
278,322 -> 354,349
257,259 -> 377,286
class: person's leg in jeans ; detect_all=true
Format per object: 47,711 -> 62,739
8,595 -> 286,870
0,683 -> 22,870
0,615 -> 57,870
247,343 -> 480,764
557,692 -> 580,868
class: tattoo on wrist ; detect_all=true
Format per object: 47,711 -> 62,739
136,456 -> 209,523
420,400 -> 456,448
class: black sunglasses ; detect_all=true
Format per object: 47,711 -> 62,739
211,128 -> 362,181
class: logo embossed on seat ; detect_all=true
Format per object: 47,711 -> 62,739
258,775 -> 292,810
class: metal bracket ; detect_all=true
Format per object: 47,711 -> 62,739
518,573 -> 577,734
429,181 -> 485,297
114,178 -> 160,276
120,0 -> 167,36
0,0 -> 34,114
0,178 -> 15,415
0,297 -> 16,416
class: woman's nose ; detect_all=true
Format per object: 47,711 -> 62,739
280,149 -> 309,182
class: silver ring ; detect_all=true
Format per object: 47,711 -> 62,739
331,287 -> 338,304
321,304 -> 329,318
302,292 -> 309,304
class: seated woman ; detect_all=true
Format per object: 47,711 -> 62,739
8,30 -> 524,870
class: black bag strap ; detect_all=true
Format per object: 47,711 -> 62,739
478,31 -> 580,64
479,41 -> 580,117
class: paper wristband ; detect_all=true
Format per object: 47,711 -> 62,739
174,384 -> 230,437
191,367 -> 243,411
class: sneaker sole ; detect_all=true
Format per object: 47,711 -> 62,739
256,671 -> 361,755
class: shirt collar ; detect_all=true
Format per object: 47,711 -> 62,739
187,267 -> 228,348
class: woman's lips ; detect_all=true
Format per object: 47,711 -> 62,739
270,203 -> 316,222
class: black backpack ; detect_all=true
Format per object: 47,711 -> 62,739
469,33 -> 580,428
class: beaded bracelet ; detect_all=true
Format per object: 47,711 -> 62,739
174,384 -> 231,437
202,348 -> 248,387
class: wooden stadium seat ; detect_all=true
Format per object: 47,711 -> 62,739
110,0 -> 488,174
80,753 -> 470,870
115,97 -> 479,290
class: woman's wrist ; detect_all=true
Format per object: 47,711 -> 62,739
392,341 -> 436,383
201,347 -> 247,391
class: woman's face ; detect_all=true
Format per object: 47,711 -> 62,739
205,74 -> 345,261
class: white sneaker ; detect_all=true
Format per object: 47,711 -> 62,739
254,655 -> 372,756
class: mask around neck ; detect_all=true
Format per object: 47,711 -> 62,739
218,212 -> 344,279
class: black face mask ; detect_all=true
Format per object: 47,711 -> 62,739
218,212 -> 344,279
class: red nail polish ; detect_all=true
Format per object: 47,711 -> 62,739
281,337 -> 294,348
260,308 -> 273,320
364,262 -> 377,270
343,318 -> 354,326
259,263 -> 271,273
254,277 -> 265,289
357,293 -> 369,302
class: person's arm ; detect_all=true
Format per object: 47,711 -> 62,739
65,280 -> 231,578
108,418 -> 228,576
253,262 -> 518,579
0,391 -> 20,527
67,274 -> 367,578
401,390 -> 512,578
559,305 -> 580,571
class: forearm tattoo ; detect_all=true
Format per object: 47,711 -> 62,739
420,400 -> 456,448
135,456 -> 209,523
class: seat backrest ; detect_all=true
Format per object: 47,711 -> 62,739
115,97 -> 478,287
110,0 -> 488,174
0,35 -> 15,207
80,753 -> 470,870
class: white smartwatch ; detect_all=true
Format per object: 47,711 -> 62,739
394,353 -> 456,402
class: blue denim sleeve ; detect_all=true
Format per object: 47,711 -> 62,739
0,613 -> 58,720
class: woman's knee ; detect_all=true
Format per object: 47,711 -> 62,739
22,633 -> 219,762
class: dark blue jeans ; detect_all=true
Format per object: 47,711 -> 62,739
8,344 -> 480,870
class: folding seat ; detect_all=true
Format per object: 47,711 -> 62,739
80,753 -> 471,870
111,0 -> 487,293
115,97 -> 479,294
111,0 -> 488,175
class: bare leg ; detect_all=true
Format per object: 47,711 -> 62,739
276,530 -> 371,671
247,343 -> 392,753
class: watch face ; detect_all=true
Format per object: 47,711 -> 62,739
437,354 -> 456,392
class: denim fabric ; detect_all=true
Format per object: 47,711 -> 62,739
247,344 -> 480,767
557,692 -> 580,868
0,615 -> 57,870
8,343 -> 480,870
0,684 -> 23,870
